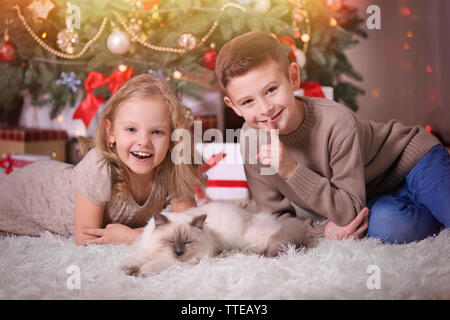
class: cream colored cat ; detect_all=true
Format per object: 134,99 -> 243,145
121,201 -> 320,276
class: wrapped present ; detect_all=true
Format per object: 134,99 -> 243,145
194,142 -> 250,205
294,83 -> 334,101
0,127 -> 68,162
0,153 -> 51,175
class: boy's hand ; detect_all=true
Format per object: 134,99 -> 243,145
82,224 -> 140,245
257,119 -> 298,180
324,207 -> 369,240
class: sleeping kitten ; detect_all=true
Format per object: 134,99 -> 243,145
121,201 -> 320,276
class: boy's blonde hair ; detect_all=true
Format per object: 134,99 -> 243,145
80,74 -> 206,204
215,30 -> 291,93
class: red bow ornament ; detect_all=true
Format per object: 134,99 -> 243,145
277,36 -> 297,63
73,68 -> 134,128
300,81 -> 325,98
0,154 -> 14,175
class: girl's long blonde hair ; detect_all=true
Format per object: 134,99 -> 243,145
79,74 -> 206,205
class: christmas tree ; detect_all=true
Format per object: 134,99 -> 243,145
0,0 -> 367,126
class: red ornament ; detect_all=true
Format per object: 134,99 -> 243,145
202,50 -> 218,70
0,40 -> 17,63
142,0 -> 160,10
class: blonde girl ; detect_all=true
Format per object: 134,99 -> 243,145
0,74 -> 205,245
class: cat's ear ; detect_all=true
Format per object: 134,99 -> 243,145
191,214 -> 207,229
154,213 -> 170,228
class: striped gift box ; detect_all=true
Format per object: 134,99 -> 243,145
194,143 -> 250,203
0,127 -> 68,162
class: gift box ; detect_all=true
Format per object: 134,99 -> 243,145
195,142 -> 250,204
0,127 -> 68,162
0,153 -> 51,175
294,85 -> 334,101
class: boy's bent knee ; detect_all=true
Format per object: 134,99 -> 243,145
367,196 -> 443,244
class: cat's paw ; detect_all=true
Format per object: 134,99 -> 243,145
121,265 -> 141,277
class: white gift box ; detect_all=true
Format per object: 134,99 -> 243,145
294,86 -> 334,101
195,142 -> 249,201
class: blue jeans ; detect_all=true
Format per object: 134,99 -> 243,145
367,145 -> 450,244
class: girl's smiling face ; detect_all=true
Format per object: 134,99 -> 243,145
106,96 -> 172,178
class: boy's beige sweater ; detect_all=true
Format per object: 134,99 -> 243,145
242,96 -> 441,233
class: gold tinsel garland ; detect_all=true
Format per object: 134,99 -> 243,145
115,2 -> 247,54
14,4 -> 107,60
14,1 -> 312,60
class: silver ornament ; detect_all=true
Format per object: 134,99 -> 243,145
107,30 -> 130,55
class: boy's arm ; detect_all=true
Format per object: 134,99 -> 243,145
245,164 -> 327,239
285,127 -> 366,226
244,164 -> 296,216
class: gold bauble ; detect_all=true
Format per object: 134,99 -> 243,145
178,33 -> 197,50
56,28 -> 79,54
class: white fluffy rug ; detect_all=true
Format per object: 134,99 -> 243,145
1,228 -> 449,300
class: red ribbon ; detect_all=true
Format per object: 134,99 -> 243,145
194,151 -> 250,202
200,151 -> 226,172
0,154 -> 13,175
277,36 -> 297,63
300,81 -> 325,98
206,180 -> 249,189
73,68 -> 134,128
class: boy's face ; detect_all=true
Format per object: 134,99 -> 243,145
223,60 -> 302,135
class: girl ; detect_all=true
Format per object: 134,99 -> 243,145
0,74 -> 206,245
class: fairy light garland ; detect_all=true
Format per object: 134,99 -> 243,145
290,0 -> 312,54
14,4 -> 107,60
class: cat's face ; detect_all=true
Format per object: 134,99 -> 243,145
151,212 -> 213,263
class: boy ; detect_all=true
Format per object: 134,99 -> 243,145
215,31 -> 449,244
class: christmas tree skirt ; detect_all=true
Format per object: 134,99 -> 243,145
0,223 -> 448,299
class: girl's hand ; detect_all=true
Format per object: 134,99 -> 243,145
81,223 -> 140,245
324,207 -> 369,240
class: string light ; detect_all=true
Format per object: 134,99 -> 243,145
329,17 -> 338,27
118,64 -> 128,72
172,70 -> 182,79
301,33 -> 310,43
400,7 -> 411,16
